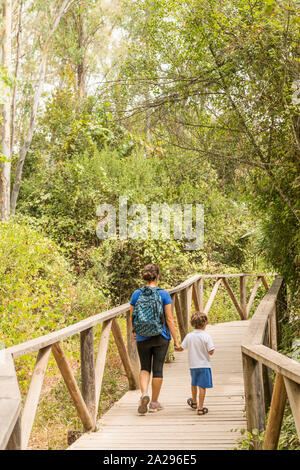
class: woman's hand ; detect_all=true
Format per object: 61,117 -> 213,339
174,344 -> 183,351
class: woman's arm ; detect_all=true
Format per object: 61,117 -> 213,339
130,305 -> 136,342
164,303 -> 180,349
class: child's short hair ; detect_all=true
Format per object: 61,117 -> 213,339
191,312 -> 208,329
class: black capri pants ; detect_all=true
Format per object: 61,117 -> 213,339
137,335 -> 170,378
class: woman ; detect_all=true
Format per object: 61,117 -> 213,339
130,263 -> 181,415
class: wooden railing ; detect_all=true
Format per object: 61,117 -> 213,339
1,272 -> 275,450
241,275 -> 300,449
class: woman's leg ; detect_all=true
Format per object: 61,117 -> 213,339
140,370 -> 151,394
150,337 -> 170,405
151,377 -> 163,402
136,339 -> 154,414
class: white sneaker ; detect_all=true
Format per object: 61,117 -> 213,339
149,401 -> 164,412
138,393 -> 150,415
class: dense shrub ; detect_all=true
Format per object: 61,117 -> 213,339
0,221 -> 106,347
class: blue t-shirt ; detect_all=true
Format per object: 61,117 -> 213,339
130,288 -> 172,341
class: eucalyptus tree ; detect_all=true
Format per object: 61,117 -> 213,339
0,0 -> 12,221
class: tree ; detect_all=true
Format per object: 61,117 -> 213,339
0,0 -> 12,221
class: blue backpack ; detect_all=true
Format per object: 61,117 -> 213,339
132,286 -> 165,337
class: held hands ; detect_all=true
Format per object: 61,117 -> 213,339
174,343 -> 184,352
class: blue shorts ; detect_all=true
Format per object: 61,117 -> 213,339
190,368 -> 213,388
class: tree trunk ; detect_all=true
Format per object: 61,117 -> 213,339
1,0 -> 12,221
10,0 -> 23,158
10,0 -> 71,214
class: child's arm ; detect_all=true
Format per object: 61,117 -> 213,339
206,334 -> 215,356
176,335 -> 188,352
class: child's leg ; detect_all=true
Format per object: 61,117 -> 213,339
191,385 -> 197,404
198,387 -> 206,410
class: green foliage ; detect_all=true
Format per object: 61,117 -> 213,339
0,221 -> 105,347
233,428 -> 265,450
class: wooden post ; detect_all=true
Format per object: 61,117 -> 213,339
192,282 -> 200,311
21,345 -> 51,449
204,278 -> 222,315
222,277 -> 244,320
240,275 -> 247,320
269,307 -> 277,351
262,324 -> 273,412
242,353 -> 265,449
80,327 -> 96,421
246,276 -> 262,316
275,279 -> 287,345
263,373 -> 287,450
174,293 -> 187,340
52,342 -> 94,431
179,287 -> 192,335
283,377 -> 300,441
198,278 -> 204,312
6,414 -> 21,450
126,311 -> 140,387
94,319 -> 112,420
111,318 -> 138,390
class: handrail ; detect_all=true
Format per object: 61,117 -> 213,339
5,272 -> 275,359
0,271 -> 275,449
241,275 -> 300,449
0,350 -> 22,449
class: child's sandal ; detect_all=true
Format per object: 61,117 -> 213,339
197,407 -> 208,415
187,398 -> 197,409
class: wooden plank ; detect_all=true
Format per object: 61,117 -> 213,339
126,311 -> 140,386
7,304 -> 131,359
198,278 -> 204,312
6,415 -> 21,450
179,286 -> 192,333
0,351 -> 22,450
168,273 -> 276,295
94,319 -> 113,420
192,282 -> 200,311
69,321 -> 249,451
261,276 -> 269,291
222,277 -> 244,319
51,342 -> 94,431
204,278 -> 222,314
283,377 -> 300,440
173,293 -> 186,340
242,353 -> 265,449
111,319 -> 138,390
246,276 -> 262,316
240,275 -> 247,319
80,328 -> 96,421
21,346 -> 51,449
241,344 -> 300,385
263,373 -> 287,450
243,276 -> 283,345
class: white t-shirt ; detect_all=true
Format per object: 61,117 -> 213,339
181,329 -> 215,368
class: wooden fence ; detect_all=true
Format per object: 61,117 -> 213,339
241,275 -> 300,449
2,271 -> 297,450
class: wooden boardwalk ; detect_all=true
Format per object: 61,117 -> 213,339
69,320 -> 249,450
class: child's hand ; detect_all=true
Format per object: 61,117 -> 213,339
174,344 -> 184,351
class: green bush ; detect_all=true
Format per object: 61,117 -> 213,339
0,221 -> 106,348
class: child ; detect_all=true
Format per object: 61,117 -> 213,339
178,312 -> 214,415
